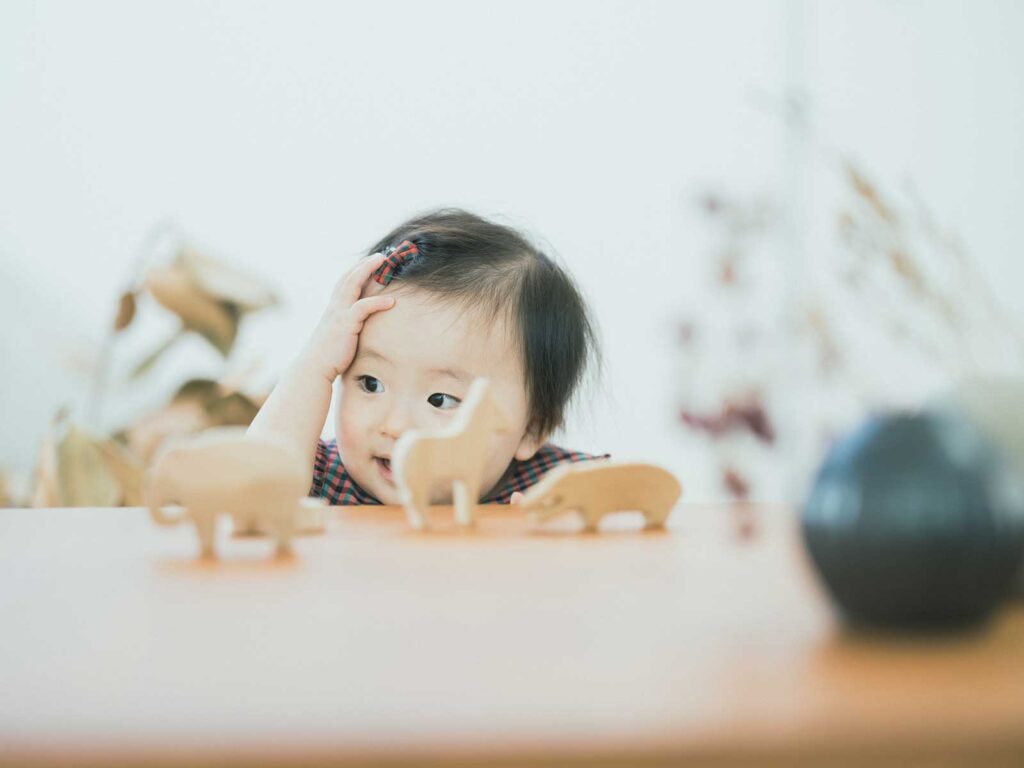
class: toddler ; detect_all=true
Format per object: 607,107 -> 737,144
248,208 -> 607,505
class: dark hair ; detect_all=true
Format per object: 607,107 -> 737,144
365,208 -> 599,439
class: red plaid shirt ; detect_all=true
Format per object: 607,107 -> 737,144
309,438 -> 610,505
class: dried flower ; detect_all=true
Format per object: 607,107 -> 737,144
29,225 -> 276,508
680,396 -> 775,445
680,160 -> 1024,504
722,466 -> 750,500
114,291 -> 137,332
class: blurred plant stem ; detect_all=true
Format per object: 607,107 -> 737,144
85,218 -> 182,433
24,221 -> 277,508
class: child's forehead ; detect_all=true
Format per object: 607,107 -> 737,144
360,288 -> 520,370
372,287 -> 511,336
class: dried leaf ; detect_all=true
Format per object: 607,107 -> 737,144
57,424 -> 120,507
178,246 -> 278,313
206,392 -> 261,426
145,263 -> 239,356
123,377 -> 267,469
125,398 -> 211,465
114,291 -> 137,331
168,378 -> 263,426
172,378 -> 221,404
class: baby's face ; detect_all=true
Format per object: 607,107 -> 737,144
335,288 -> 543,505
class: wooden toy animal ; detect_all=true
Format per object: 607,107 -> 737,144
145,427 -> 318,558
518,461 -> 682,532
392,377 -> 509,530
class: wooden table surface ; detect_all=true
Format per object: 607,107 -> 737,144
0,503 -> 1022,767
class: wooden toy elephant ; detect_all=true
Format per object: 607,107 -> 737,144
518,461 -> 682,532
145,427 -> 318,558
393,378 -> 509,530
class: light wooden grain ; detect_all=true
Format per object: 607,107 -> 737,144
393,377 -> 508,530
520,461 -> 681,531
0,503 -> 1021,766
145,427 -> 319,558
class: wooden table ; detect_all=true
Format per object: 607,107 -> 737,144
1,504 -> 1022,766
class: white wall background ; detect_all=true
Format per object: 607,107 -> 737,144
2,0 -> 1022,501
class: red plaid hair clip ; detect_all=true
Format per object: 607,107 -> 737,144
372,240 -> 418,286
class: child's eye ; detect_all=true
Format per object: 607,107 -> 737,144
357,375 -> 384,394
427,392 -> 460,410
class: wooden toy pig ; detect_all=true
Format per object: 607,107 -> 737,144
393,377 -> 509,530
145,427 -> 321,558
518,461 -> 682,532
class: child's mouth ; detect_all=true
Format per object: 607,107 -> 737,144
374,456 -> 393,483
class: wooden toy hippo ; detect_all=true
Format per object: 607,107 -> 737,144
145,427 -> 325,558
518,461 -> 682,532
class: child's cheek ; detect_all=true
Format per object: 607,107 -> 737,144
335,388 -> 363,466
479,433 -> 521,495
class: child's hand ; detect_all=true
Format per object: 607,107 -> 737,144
301,252 -> 396,383
510,491 -> 524,505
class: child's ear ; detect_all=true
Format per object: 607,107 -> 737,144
513,426 -> 548,462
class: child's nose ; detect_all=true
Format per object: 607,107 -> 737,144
378,400 -> 413,440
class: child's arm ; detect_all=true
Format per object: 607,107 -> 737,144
247,253 -> 395,473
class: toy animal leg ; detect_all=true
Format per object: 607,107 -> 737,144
578,508 -> 601,533
193,509 -> 218,559
452,480 -> 478,528
271,512 -> 294,557
401,487 -> 431,531
643,507 -> 670,530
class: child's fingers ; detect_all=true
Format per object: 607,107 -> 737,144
347,294 -> 396,330
333,252 -> 386,306
510,491 -> 524,505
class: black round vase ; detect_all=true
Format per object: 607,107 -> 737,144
801,410 -> 1024,629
